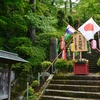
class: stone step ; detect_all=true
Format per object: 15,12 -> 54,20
89,66 -> 100,69
40,95 -> 99,100
89,65 -> 100,68
89,70 -> 100,73
48,84 -> 100,92
53,74 -> 100,80
39,74 -> 100,100
50,80 -> 100,86
44,89 -> 100,99
89,68 -> 100,73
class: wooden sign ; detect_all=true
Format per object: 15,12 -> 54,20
73,32 -> 87,52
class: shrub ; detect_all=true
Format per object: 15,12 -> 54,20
23,86 -> 37,100
67,60 -> 74,72
41,61 -> 52,71
31,80 -> 39,88
24,86 -> 34,96
97,58 -> 100,66
54,59 -> 68,72
54,59 -> 74,73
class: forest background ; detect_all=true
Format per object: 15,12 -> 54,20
0,0 -> 100,98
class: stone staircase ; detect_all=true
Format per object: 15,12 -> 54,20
39,73 -> 100,100
83,49 -> 100,73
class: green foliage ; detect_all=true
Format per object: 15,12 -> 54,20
9,37 -> 33,58
12,63 -> 33,82
73,19 -> 79,29
27,46 -> 46,67
57,10 -> 65,28
41,0 -> 58,16
25,12 -> 57,33
0,0 -> 30,45
9,37 -> 32,47
36,0 -> 49,15
0,15 -> 28,37
97,58 -> 100,66
41,61 -> 52,70
68,16 -> 74,26
15,46 -> 34,58
74,0 -> 100,25
0,19 -> 7,28
11,81 -> 26,99
67,60 -> 74,72
35,32 -> 61,60
23,95 -> 37,100
11,14 -> 28,33
54,59 -> 68,72
54,59 -> 74,72
24,86 -> 35,96
0,37 -> 5,50
31,80 -> 39,88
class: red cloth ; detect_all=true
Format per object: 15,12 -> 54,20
60,36 -> 66,60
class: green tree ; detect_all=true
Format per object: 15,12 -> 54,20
73,0 -> 100,24
57,10 -> 65,28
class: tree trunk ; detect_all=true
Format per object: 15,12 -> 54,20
28,0 -> 36,44
27,26 -> 36,44
64,1 -> 67,15
29,0 -> 36,12
69,0 -> 72,13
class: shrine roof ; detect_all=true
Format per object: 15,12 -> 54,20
0,50 -> 28,64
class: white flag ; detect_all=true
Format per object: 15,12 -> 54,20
78,17 -> 100,41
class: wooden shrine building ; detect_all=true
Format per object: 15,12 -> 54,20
0,50 -> 28,100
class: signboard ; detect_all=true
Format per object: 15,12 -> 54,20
73,33 -> 87,52
0,69 -> 14,99
0,69 -> 8,99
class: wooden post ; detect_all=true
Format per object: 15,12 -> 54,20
80,51 -> 82,60
8,63 -> 12,100
27,82 -> 29,100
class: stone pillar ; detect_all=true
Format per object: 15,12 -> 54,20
50,37 -> 58,62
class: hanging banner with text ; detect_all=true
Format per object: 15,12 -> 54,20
73,32 -> 87,52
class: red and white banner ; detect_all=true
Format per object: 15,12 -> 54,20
78,17 -> 100,41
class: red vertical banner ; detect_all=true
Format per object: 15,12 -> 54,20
60,36 -> 66,60
98,32 -> 100,49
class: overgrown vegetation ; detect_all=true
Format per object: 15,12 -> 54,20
23,87 -> 37,100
